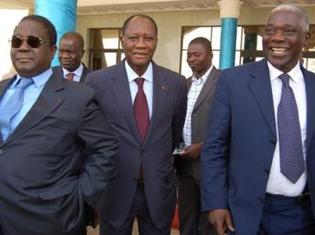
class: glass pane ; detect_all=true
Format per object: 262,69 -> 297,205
121,53 -> 125,61
180,51 -> 192,78
235,51 -> 241,66
101,29 -> 119,49
104,52 -> 117,67
255,57 -> 264,61
211,27 -> 221,50
235,27 -> 243,50
182,27 -> 211,49
257,35 -> 263,50
307,58 -> 315,72
212,51 -> 220,68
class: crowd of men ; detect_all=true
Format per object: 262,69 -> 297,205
0,3 -> 315,235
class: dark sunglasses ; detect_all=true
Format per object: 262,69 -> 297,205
10,35 -> 49,48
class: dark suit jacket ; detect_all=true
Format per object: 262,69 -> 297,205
175,66 -> 220,183
53,64 -> 97,228
0,72 -> 117,235
201,59 -> 315,235
53,64 -> 90,83
87,60 -> 187,228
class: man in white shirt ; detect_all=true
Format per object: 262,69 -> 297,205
175,37 -> 219,235
54,32 -> 90,83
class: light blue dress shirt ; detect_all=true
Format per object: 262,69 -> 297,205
0,68 -> 52,140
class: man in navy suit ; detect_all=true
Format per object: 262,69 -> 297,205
201,4 -> 315,235
0,15 -> 118,235
87,14 -> 187,235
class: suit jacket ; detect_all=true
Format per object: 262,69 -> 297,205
175,66 -> 220,183
87,60 -> 187,228
53,64 -> 97,228
201,59 -> 315,235
53,64 -> 90,83
0,72 -> 117,235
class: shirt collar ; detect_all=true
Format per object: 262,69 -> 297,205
191,65 -> 213,84
267,61 -> 302,84
62,63 -> 83,78
15,68 -> 52,88
125,60 -> 153,83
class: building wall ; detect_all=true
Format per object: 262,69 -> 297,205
76,8 -> 273,73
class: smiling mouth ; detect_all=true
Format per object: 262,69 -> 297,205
271,47 -> 288,55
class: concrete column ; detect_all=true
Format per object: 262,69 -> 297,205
218,0 -> 243,69
34,0 -> 77,65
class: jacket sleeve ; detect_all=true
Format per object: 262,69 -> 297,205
201,72 -> 231,212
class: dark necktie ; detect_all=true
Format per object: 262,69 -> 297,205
66,72 -> 74,81
0,78 -> 33,140
133,77 -> 150,142
277,73 -> 304,183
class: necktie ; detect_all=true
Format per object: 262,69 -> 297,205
277,73 -> 304,183
66,72 -> 74,81
0,78 -> 33,140
134,78 -> 150,142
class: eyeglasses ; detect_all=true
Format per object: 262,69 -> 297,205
10,35 -> 49,48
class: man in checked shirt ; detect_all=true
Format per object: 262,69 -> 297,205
174,37 -> 220,235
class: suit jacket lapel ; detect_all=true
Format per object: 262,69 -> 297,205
193,67 -> 219,112
110,62 -> 141,144
303,68 -> 315,150
248,59 -> 277,138
145,63 -> 168,144
4,73 -> 65,145
80,65 -> 89,83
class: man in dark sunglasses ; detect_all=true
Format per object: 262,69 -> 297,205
0,15 -> 118,235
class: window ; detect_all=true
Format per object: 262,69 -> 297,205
88,28 -> 124,70
180,25 -> 315,75
180,26 -> 244,77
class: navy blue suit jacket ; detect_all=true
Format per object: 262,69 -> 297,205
201,59 -> 315,235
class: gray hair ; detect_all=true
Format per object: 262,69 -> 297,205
269,4 -> 309,32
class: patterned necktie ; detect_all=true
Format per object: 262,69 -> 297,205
277,73 -> 304,183
66,72 -> 74,81
0,78 -> 33,140
133,77 -> 150,142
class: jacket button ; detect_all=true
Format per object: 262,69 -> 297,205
270,139 -> 276,145
264,169 -> 270,174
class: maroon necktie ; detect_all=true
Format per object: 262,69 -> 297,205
66,72 -> 74,81
134,77 -> 150,142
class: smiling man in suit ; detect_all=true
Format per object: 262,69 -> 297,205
54,32 -> 89,83
175,37 -> 219,235
0,15 -> 118,235
87,14 -> 187,235
201,4 -> 315,235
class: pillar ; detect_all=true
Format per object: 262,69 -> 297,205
34,0 -> 77,66
218,0 -> 243,69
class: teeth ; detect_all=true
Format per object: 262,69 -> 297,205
272,48 -> 286,54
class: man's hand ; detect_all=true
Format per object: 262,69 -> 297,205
208,209 -> 235,235
180,143 -> 202,159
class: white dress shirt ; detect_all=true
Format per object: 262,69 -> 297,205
183,65 -> 213,146
125,61 -> 153,118
62,63 -> 84,82
266,61 -> 307,196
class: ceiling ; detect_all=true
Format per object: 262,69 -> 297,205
1,0 -> 315,14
